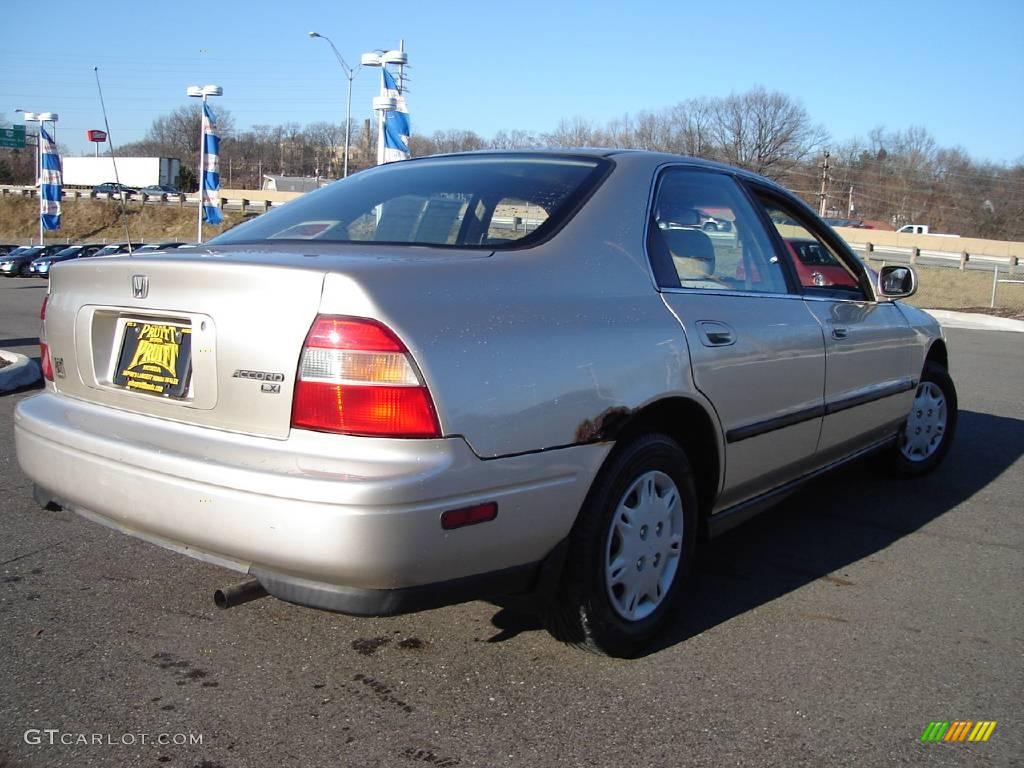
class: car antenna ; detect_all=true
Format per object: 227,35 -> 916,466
93,67 -> 134,254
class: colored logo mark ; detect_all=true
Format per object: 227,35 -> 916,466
921,721 -> 997,742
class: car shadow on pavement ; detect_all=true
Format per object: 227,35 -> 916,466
647,409 -> 1024,656
485,410 -> 1024,655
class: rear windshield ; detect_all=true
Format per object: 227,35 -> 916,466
210,154 -> 611,250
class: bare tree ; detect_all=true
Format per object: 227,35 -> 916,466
143,104 -> 235,165
304,121 -> 345,177
427,129 -> 486,154
96,97 -> 1024,241
709,87 -> 827,179
542,117 -> 596,148
489,129 -> 539,150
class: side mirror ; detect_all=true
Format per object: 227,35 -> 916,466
877,265 -> 917,299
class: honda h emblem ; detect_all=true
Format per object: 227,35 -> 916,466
131,274 -> 149,299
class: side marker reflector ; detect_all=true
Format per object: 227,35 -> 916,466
441,502 -> 498,530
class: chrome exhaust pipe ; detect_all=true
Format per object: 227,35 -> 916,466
214,578 -> 268,609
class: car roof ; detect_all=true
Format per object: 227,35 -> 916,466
407,148 -> 794,196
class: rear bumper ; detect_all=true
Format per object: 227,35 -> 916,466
15,393 -> 607,610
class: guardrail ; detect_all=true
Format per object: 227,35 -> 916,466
849,241 -> 1021,273
853,242 -> 1022,308
0,184 -> 285,215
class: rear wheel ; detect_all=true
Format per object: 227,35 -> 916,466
544,434 -> 698,656
882,361 -> 957,476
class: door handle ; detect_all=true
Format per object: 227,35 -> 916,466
831,326 -> 849,339
696,320 -> 736,347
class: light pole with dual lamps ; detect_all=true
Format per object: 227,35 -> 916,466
308,31 -> 358,178
186,84 -> 222,243
360,44 -> 408,166
15,109 -> 59,245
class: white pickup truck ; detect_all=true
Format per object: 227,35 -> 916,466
897,224 -> 959,237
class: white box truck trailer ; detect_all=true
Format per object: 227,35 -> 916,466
63,157 -> 181,189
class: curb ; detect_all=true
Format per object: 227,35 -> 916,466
0,349 -> 42,393
923,310 -> 1024,333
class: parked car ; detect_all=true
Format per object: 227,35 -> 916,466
134,242 -> 187,253
698,211 -> 733,232
822,217 -> 865,229
0,244 -> 22,256
0,245 -> 66,277
15,151 -> 957,656
29,244 -> 105,278
92,182 -> 139,198
93,242 -> 136,257
784,238 -> 860,288
140,185 -> 181,198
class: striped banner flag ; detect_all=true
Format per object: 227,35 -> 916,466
381,67 -> 410,164
202,102 -> 223,225
39,126 -> 62,230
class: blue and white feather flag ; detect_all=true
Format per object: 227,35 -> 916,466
39,126 -> 62,230
381,68 -> 410,163
201,102 -> 223,225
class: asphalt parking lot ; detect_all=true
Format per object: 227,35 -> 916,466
1,276 -> 1021,767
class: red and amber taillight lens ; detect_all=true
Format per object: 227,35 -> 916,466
290,316 -> 440,438
39,295 -> 53,382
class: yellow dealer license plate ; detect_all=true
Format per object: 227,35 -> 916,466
113,321 -> 192,398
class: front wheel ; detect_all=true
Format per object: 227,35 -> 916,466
544,434 -> 698,656
884,361 -> 958,476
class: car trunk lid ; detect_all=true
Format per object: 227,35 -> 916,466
44,245 -> 491,439
45,255 -> 328,439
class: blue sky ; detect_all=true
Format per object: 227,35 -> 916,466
3,0 -> 1022,163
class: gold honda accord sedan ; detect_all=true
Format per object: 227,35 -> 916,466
15,151 -> 956,656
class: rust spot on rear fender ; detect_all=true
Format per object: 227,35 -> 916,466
574,406 -> 633,443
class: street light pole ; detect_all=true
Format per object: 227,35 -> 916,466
309,32 -> 357,178
187,84 -> 223,243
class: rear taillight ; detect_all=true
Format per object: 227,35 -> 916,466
39,295 -> 53,382
291,316 -> 440,438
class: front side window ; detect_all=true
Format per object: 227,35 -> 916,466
648,168 -> 789,293
756,197 -> 863,294
211,154 -> 609,250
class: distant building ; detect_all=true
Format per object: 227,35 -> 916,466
261,175 -> 331,192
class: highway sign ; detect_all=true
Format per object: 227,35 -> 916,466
0,125 -> 26,149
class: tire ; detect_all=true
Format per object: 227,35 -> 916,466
882,361 -> 958,476
544,434 -> 698,657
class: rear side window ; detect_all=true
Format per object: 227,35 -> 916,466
211,154 -> 610,250
648,168 -> 789,294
